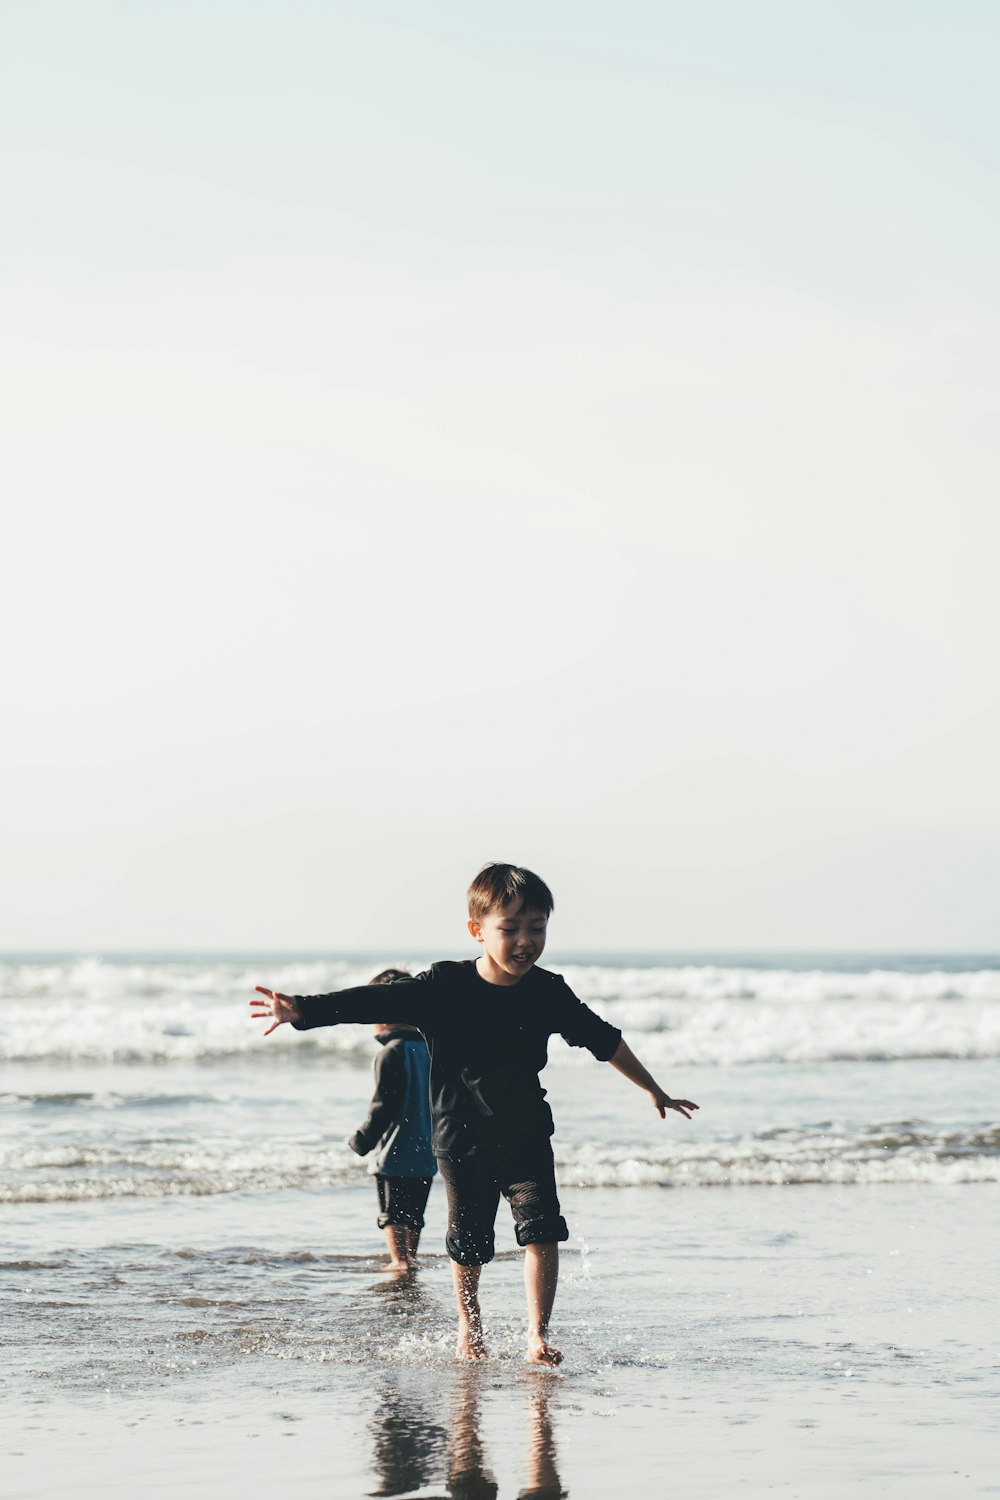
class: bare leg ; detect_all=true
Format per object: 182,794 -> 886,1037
452,1261 -> 487,1359
524,1242 -> 562,1365
380,1223 -> 413,1272
405,1226 -> 422,1263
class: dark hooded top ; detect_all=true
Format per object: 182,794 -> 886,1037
348,1024 -> 436,1177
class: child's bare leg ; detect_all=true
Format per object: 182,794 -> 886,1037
524,1242 -> 562,1365
380,1224 -> 413,1271
451,1261 -> 487,1359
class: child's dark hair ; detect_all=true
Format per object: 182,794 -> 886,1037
467,863 -> 554,922
369,967 -> 411,985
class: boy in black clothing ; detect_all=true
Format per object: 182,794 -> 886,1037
350,967 -> 436,1273
251,863 -> 697,1365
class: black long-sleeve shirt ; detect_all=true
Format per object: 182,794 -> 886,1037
294,959 -> 622,1158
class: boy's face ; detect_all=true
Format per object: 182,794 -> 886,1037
468,900 -> 549,986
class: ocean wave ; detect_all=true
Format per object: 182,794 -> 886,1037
556,1122 -> 1000,1188
1,995 -> 998,1066
0,1139 -> 360,1203
0,957 -> 379,1003
1,958 -> 999,1066
575,998 -> 1000,1065
4,956 -> 999,1004
560,962 -> 1000,1005
1,1122 -> 997,1201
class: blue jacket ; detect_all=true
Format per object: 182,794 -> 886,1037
348,1025 -> 436,1178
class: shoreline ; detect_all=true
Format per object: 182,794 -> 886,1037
4,1183 -> 998,1497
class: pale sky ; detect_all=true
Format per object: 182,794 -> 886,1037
3,0 -> 999,952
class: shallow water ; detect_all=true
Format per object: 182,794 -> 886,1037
2,954 -> 999,1495
4,1183 -> 999,1497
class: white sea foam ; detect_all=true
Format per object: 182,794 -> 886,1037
556,1121 -> 1000,1188
2,1121 -> 997,1201
0,956 -> 375,1004
558,962 -> 1000,1005
0,1136 -> 362,1202
2,957 -> 998,1065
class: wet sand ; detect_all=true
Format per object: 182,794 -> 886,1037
4,1182 -> 998,1498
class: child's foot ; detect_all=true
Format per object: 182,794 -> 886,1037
379,1258 -> 413,1274
456,1322 -> 488,1360
527,1333 -> 562,1366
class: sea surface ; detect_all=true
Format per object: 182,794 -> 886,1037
2,951 -> 999,1497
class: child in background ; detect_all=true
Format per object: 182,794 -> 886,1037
349,967 -> 436,1273
252,863 -> 698,1365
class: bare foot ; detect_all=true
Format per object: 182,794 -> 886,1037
456,1323 -> 488,1361
527,1333 -> 562,1366
378,1258 -> 413,1274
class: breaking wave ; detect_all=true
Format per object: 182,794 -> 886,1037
2,955 -> 998,1066
3,1121 -> 997,1202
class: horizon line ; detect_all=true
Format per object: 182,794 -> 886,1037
1,945 -> 997,959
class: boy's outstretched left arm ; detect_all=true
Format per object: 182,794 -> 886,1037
608,1038 -> 698,1119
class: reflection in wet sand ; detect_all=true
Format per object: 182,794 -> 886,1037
518,1379 -> 567,1499
366,1361 -> 566,1498
446,1365 -> 498,1499
367,1378 -> 448,1497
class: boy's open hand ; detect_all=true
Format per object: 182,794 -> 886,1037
250,986 -> 301,1035
651,1090 -> 699,1120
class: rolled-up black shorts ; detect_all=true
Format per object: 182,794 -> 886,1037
375,1174 -> 433,1232
437,1133 -> 569,1267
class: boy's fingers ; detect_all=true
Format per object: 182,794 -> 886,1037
254,986 -> 274,999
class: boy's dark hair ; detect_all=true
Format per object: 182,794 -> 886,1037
467,863 -> 554,922
369,967 -> 411,985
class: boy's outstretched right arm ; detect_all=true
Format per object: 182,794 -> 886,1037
251,975 -> 431,1034
251,987 -> 301,1034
